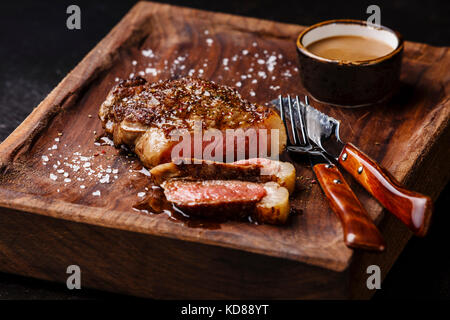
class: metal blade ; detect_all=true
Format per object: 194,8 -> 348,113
303,101 -> 345,160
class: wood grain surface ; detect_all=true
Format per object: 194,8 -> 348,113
0,2 -> 448,298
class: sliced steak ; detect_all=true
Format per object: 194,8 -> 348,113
150,158 -> 296,194
161,180 -> 290,223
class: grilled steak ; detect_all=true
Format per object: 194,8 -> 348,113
99,77 -> 287,167
162,180 -> 290,224
150,158 -> 296,194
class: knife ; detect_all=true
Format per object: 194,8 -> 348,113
302,100 -> 433,236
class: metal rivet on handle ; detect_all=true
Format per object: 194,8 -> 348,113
342,153 -> 348,161
358,166 -> 363,174
333,179 -> 342,184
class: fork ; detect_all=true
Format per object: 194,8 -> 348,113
279,95 -> 386,251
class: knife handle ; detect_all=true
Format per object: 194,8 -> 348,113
313,163 -> 386,251
338,143 -> 433,237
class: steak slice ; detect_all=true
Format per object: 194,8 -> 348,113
161,180 -> 290,223
99,77 -> 287,167
150,158 -> 296,193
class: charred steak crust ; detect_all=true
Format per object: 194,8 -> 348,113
100,77 -> 272,135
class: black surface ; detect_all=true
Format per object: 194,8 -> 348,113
0,0 -> 448,300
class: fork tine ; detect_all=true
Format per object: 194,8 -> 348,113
295,96 -> 308,145
278,95 -> 293,146
299,96 -> 310,146
287,95 -> 299,145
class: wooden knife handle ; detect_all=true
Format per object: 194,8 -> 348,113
313,163 -> 386,251
338,143 -> 433,237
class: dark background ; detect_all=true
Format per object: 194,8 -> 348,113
0,0 -> 448,299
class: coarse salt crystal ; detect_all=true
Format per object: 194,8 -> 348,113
142,49 -> 154,57
137,167 -> 151,176
145,67 -> 157,76
138,192 -> 146,198
258,71 -> 267,79
99,174 -> 110,184
50,174 -> 57,181
92,190 -> 101,197
42,155 -> 49,162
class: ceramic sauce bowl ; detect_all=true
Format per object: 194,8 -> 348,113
296,19 -> 404,107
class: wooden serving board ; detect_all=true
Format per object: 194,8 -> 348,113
0,2 -> 448,299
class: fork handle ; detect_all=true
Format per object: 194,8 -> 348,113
338,143 -> 433,237
313,163 -> 386,251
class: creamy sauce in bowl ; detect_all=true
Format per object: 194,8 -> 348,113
306,35 -> 395,61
